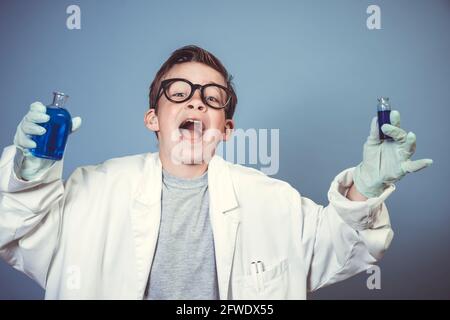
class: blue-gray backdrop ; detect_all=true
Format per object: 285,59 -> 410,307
0,0 -> 449,299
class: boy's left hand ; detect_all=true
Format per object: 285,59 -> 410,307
353,110 -> 433,198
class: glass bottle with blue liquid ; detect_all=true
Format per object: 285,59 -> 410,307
29,91 -> 73,160
377,97 -> 393,141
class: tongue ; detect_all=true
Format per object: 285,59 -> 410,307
185,122 -> 195,131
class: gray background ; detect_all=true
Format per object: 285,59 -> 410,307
0,0 -> 449,299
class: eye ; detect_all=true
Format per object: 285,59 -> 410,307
172,92 -> 186,97
206,96 -> 219,102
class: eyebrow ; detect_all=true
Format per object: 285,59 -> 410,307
206,80 -> 229,87
163,77 -> 223,86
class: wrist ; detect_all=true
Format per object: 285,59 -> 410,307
353,165 -> 384,198
347,183 -> 368,201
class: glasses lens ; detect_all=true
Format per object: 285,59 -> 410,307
165,80 -> 192,102
204,85 -> 230,109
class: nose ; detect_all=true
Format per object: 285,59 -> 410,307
186,87 -> 207,113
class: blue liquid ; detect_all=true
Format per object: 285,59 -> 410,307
29,106 -> 72,160
377,110 -> 392,140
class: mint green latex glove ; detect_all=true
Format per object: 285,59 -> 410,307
13,102 -> 82,181
353,110 -> 433,198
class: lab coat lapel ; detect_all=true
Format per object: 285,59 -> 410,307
129,152 -> 240,300
208,155 -> 240,299
129,152 -> 162,299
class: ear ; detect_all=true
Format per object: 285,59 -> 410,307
144,109 -> 159,132
222,119 -> 235,141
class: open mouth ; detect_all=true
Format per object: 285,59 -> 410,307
178,118 -> 205,141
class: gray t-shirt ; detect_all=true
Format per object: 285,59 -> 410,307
145,168 -> 219,300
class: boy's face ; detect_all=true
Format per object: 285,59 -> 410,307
145,61 -> 234,165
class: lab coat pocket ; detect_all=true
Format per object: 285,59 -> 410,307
232,259 -> 289,300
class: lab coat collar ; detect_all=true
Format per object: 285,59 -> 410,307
134,152 -> 162,207
134,152 -> 239,215
207,153 -> 239,214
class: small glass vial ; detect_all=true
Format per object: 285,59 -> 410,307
377,97 -> 393,140
29,92 -> 73,160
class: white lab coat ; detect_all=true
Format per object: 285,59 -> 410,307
0,145 -> 395,299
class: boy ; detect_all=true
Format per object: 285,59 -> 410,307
0,45 -> 432,299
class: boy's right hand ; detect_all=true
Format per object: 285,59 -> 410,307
13,102 -> 82,181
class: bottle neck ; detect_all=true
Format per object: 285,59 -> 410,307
52,92 -> 69,108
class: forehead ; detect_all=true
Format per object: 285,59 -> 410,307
163,61 -> 227,87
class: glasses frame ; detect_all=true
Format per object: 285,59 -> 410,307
155,78 -> 232,110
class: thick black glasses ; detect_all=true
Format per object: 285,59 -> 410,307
155,78 -> 232,109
